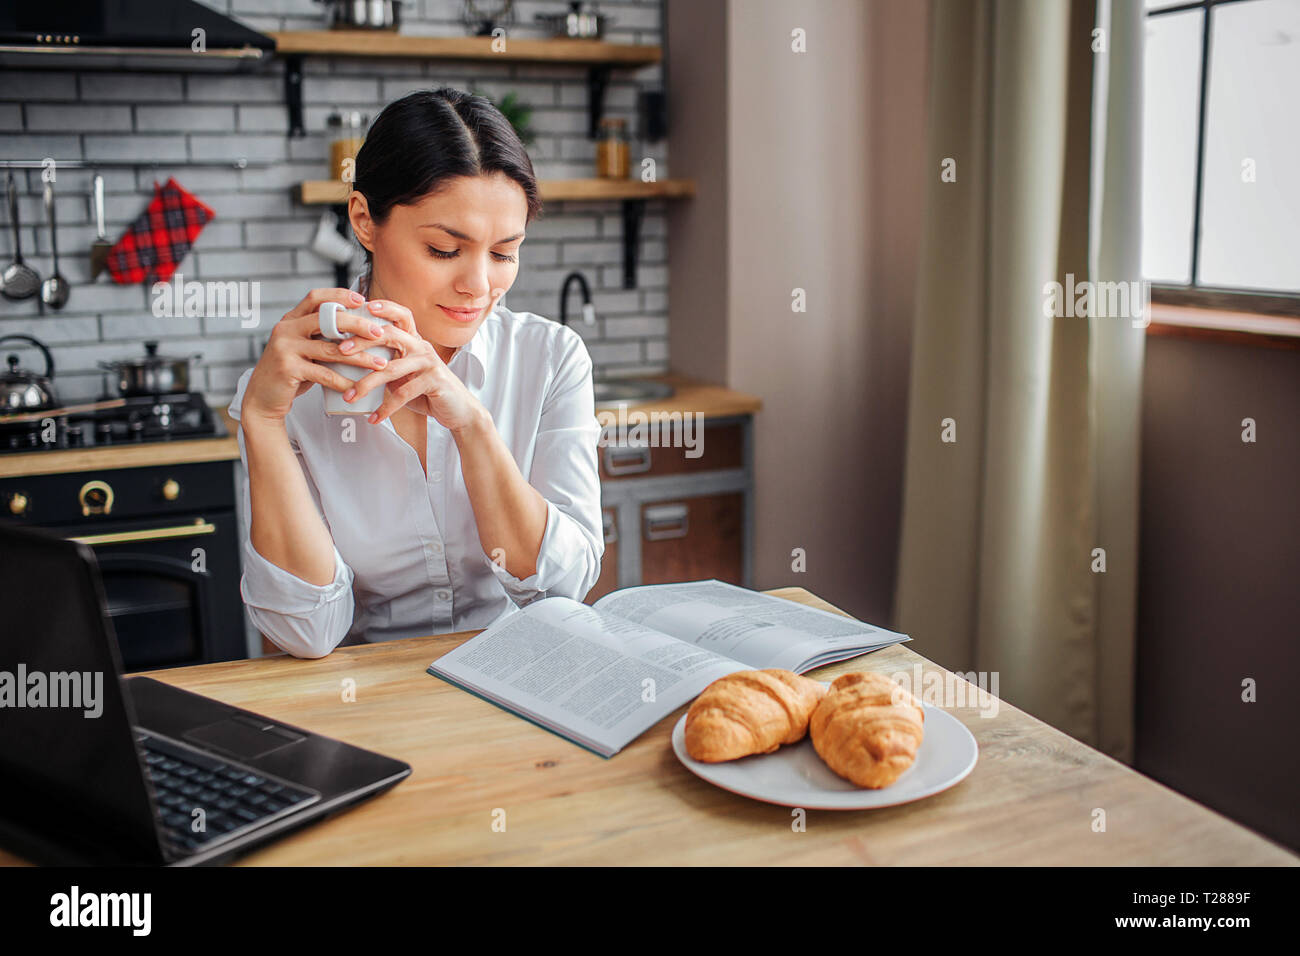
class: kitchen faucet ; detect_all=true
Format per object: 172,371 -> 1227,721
559,271 -> 596,328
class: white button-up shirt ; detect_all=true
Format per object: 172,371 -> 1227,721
227,291 -> 605,659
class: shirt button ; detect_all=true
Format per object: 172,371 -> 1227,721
432,541 -> 443,554
437,589 -> 451,601
430,470 -> 443,482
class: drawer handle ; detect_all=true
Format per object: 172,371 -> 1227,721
69,518 -> 216,547
78,479 -> 114,516
604,444 -> 652,475
644,503 -> 688,541
603,510 -> 618,544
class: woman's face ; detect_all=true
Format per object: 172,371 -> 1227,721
350,172 -> 528,362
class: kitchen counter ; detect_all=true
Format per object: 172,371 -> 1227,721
1,585 -> 1288,866
0,372 -> 761,478
594,372 -> 763,422
0,412 -> 241,479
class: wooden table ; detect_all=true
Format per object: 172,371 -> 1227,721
4,588 -> 1294,865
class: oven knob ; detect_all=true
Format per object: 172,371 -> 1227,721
7,492 -> 27,516
78,479 -> 114,516
162,478 -> 181,501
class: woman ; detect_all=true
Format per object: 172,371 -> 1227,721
228,88 -> 604,658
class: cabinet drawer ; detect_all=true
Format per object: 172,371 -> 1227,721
639,493 -> 743,586
598,422 -> 742,481
0,460 -> 236,526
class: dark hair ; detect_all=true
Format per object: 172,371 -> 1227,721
352,87 -> 542,280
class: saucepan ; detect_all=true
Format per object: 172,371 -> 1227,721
535,1 -> 613,38
98,341 -> 204,397
315,0 -> 402,30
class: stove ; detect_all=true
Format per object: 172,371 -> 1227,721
0,388 -> 244,669
0,391 -> 226,454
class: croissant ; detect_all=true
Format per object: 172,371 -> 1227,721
684,669 -> 827,762
809,671 -> 925,788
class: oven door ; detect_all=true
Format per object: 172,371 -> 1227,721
61,510 -> 243,671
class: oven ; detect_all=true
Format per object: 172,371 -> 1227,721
0,460 -> 245,671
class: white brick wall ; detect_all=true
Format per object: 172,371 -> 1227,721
0,0 -> 671,408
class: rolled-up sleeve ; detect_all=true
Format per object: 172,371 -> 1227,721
228,372 -> 355,658
485,330 -> 604,606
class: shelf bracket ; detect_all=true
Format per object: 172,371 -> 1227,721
621,198 -> 645,289
331,203 -> 350,288
285,54 -> 306,138
587,65 -> 611,139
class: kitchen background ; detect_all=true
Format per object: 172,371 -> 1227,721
2,0 -> 1293,856
0,0 -> 671,411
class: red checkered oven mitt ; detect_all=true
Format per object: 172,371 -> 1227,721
105,177 -> 216,285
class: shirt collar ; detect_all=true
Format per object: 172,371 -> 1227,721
348,273 -> 487,390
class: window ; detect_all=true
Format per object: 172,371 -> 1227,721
1143,0 -> 1300,317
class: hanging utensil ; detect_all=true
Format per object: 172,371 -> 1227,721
1,171 -> 40,301
89,173 -> 113,280
39,181 -> 70,310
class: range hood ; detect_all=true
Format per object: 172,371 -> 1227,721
0,0 -> 275,70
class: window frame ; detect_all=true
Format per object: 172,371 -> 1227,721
1145,0 -> 1300,323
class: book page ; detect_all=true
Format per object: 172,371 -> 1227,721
429,596 -> 747,755
593,579 -> 908,672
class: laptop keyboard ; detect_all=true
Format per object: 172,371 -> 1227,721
136,732 -> 320,857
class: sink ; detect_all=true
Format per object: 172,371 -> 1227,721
593,379 -> 675,405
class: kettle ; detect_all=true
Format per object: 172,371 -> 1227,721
0,334 -> 60,412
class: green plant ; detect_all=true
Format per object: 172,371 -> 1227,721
472,88 -> 535,147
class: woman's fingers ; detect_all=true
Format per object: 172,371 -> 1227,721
304,337 -> 389,370
297,358 -> 358,395
284,286 -> 365,322
331,309 -> 387,341
354,320 -> 425,359
367,372 -> 435,424
347,356 -> 423,401
363,298 -> 417,335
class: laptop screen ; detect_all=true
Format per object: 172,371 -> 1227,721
0,523 -> 163,864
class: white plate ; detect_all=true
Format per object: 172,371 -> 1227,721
671,683 -> 978,810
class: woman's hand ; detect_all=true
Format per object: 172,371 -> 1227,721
241,287 -> 391,425
343,298 -> 485,432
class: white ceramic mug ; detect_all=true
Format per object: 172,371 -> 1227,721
310,210 -> 355,264
318,300 -> 393,416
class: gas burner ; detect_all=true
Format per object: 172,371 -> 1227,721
0,391 -> 225,454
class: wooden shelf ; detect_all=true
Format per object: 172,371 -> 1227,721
297,178 -> 696,205
541,178 -> 695,201
270,31 -> 661,66
271,31 -> 661,141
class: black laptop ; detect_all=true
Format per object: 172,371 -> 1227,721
0,522 -> 411,866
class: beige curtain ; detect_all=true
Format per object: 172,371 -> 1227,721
893,0 -> 1145,762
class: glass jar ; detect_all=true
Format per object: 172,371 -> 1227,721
328,110 -> 368,182
595,117 -> 629,179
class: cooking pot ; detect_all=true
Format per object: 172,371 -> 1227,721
315,0 -> 402,30
98,341 -> 203,397
535,1 -> 613,38
0,334 -> 60,413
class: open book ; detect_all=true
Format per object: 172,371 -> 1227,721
426,579 -> 910,758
